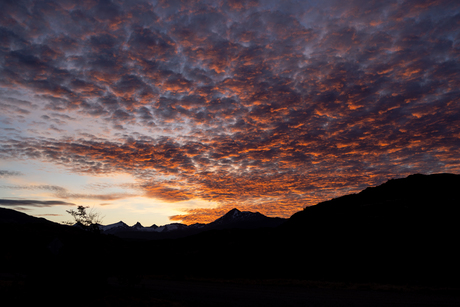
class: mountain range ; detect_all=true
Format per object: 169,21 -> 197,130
1,172 -> 460,295
135,173 -> 460,284
95,208 -> 286,239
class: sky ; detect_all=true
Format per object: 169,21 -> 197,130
1,0 -> 460,226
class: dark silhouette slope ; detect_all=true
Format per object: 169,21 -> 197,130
274,173 -> 460,284
0,207 -> 53,224
0,207 -> 127,305
133,173 -> 460,285
286,173 -> 460,225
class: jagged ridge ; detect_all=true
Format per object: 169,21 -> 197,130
96,207 -> 286,239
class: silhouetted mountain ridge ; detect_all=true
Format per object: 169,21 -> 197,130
102,207 -> 285,239
208,208 -> 285,229
0,207 -> 54,224
269,173 -> 460,284
211,208 -> 264,223
286,173 -> 460,227
146,173 -> 460,284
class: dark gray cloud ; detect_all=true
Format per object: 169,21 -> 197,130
0,184 -> 65,192
0,184 -> 137,201
0,170 -> 23,177
0,199 -> 75,207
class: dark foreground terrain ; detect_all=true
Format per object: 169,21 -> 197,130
3,274 -> 460,307
1,173 -> 460,306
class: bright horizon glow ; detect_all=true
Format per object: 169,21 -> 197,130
0,158 -> 221,226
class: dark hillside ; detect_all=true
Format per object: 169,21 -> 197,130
0,207 -> 53,224
275,173 -> 460,285
131,173 -> 460,285
0,207 -> 129,305
287,173 -> 460,221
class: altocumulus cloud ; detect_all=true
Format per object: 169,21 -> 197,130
0,0 -> 460,223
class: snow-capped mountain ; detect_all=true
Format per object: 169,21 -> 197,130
98,221 -> 130,234
206,208 -> 286,230
95,208 -> 286,239
209,208 -> 266,225
154,222 -> 188,232
132,222 -> 144,230
97,221 -> 188,234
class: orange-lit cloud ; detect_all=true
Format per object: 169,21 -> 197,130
1,0 -> 460,223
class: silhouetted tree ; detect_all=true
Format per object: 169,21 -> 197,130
65,205 -> 103,233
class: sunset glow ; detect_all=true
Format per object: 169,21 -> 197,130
1,0 -> 460,225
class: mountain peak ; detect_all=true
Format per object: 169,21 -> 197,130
133,222 -> 144,229
220,208 -> 246,220
99,221 -> 129,232
205,207 -> 285,230
212,208 -> 264,224
227,208 -> 241,216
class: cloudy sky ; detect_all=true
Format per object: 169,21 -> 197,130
1,0 -> 459,226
